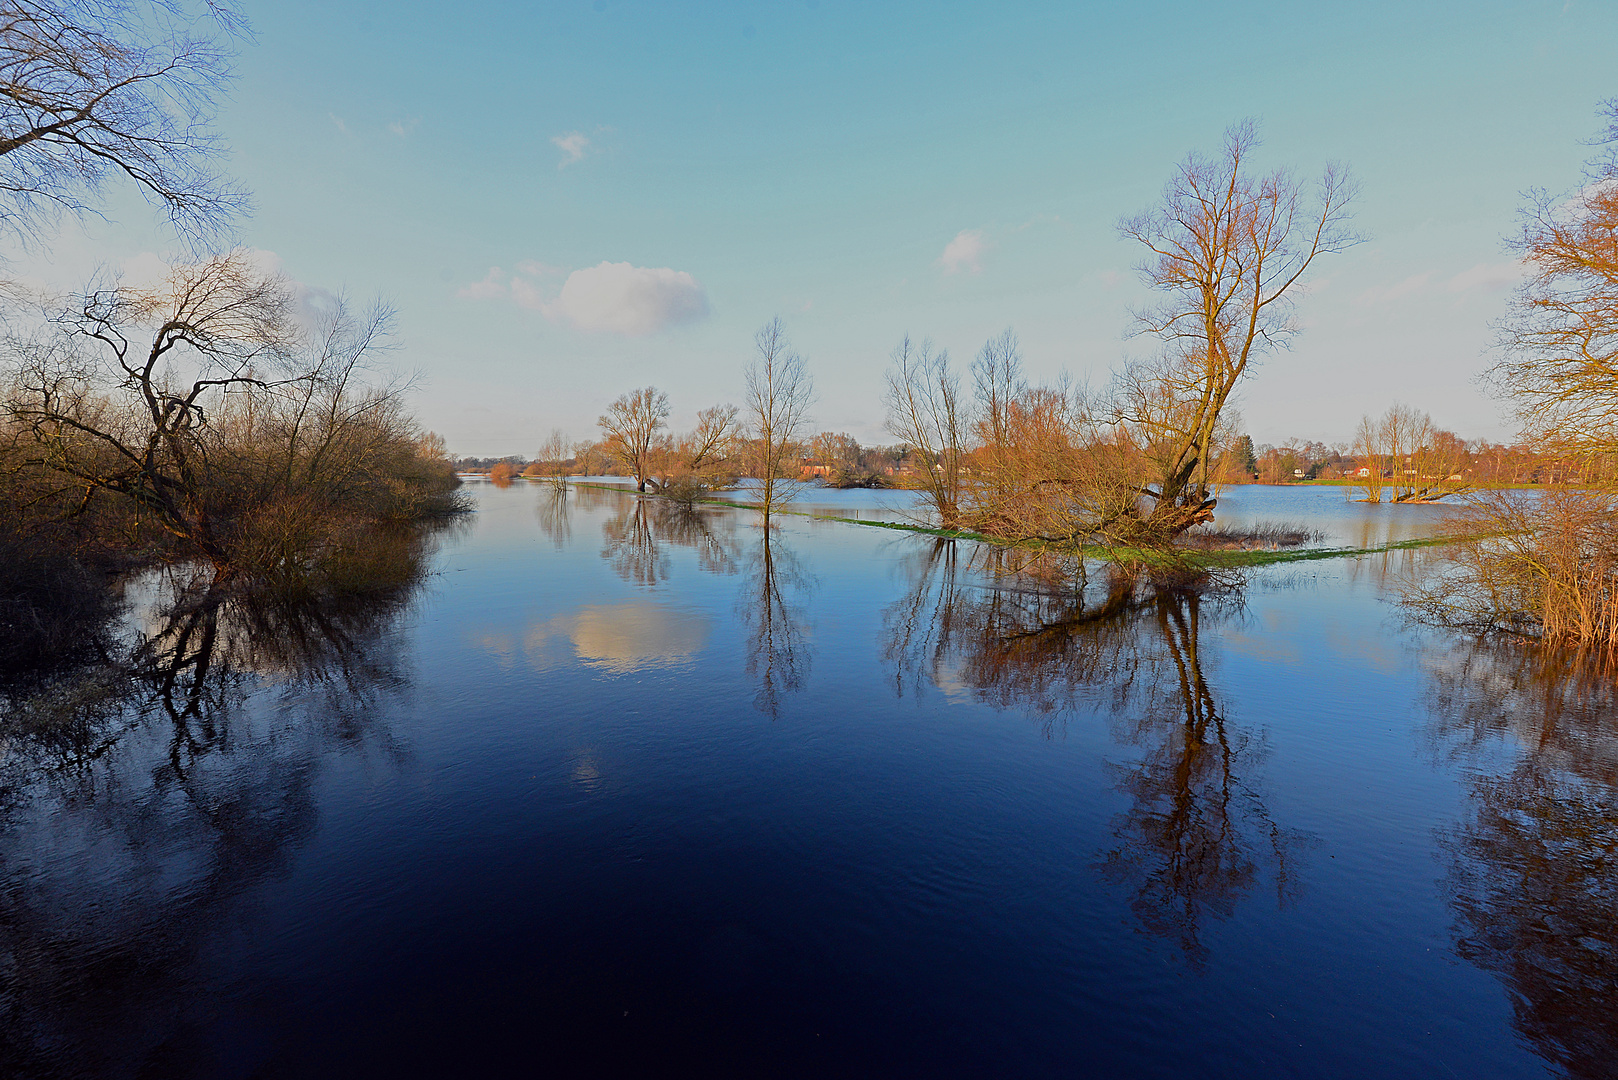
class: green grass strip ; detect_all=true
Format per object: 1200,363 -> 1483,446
559,481 -> 1456,567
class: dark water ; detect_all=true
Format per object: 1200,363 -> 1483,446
1,483 -> 1611,1078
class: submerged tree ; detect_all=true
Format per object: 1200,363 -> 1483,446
881,124 -> 1354,558
883,334 -> 965,526
1116,120 -> 1357,533
649,402 -> 742,506
597,386 -> 669,492
743,316 -> 813,528
1352,404 -> 1469,503
1417,102 -> 1618,652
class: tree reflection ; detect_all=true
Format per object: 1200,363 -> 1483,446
884,541 -> 1302,964
738,533 -> 812,718
598,495 -> 740,586
1426,643 -> 1618,1080
535,482 -> 574,548
0,526 -> 438,1077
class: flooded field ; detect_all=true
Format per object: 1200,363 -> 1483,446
0,482 -> 1608,1078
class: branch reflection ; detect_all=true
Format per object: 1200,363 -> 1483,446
884,540 -> 1303,965
0,525 -> 441,1076
1425,643 -> 1618,1080
596,494 -> 740,586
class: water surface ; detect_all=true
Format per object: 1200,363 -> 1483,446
0,483 -> 1608,1078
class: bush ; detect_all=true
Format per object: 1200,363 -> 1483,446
661,473 -> 710,509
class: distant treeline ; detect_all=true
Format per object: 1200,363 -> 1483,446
453,435 -> 933,490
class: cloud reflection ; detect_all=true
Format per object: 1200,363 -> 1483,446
521,602 -> 711,674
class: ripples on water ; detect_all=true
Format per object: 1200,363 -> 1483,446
0,483 -> 1610,1078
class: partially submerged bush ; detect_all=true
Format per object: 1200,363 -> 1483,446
661,472 -> 711,510
1404,489 -> 1618,650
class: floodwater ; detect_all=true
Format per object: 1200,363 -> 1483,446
0,482 -> 1611,1078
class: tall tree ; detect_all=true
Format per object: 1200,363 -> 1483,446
1118,120 -> 1357,533
597,386 -> 668,492
744,317 -> 812,528
883,334 -> 965,527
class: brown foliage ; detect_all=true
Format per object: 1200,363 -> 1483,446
2,253 -> 464,578
1411,489 -> 1618,651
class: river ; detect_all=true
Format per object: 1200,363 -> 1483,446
0,481 -> 1608,1078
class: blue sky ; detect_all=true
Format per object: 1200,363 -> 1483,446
21,1 -> 1618,454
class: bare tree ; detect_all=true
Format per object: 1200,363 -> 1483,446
1118,120 -> 1357,533
1492,99 -> 1618,456
971,328 -> 1022,454
597,386 -> 668,492
6,250 -> 294,561
1413,103 -> 1618,652
527,428 -> 570,487
0,0 -> 249,247
744,316 -> 813,528
571,437 -> 606,476
883,334 -> 965,526
1354,404 -> 1469,503
1353,413 -> 1385,503
640,402 -> 741,506
674,402 -> 739,485
4,250 -> 451,569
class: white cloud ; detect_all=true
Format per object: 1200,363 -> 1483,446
387,118 -> 419,137
542,261 -> 709,335
457,267 -> 509,300
458,260 -> 710,336
329,112 -> 348,136
552,131 -> 591,169
509,275 -> 548,311
938,229 -> 988,274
